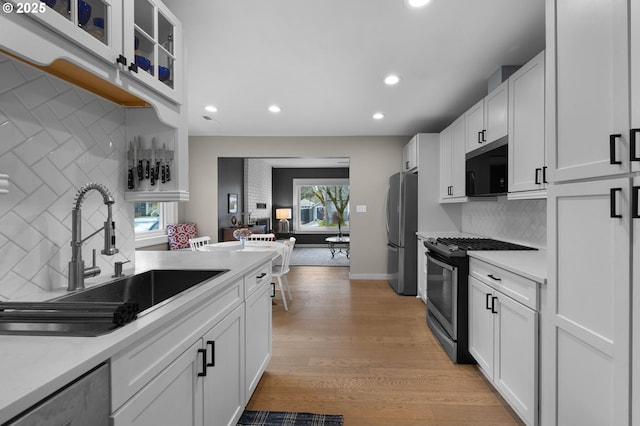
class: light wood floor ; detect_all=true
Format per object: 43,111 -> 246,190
247,266 -> 524,425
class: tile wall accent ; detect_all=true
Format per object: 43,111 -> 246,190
461,197 -> 547,248
244,158 -> 272,225
0,52 -> 134,301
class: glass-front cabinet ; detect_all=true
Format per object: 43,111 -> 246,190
8,0 -> 123,64
123,0 -> 182,103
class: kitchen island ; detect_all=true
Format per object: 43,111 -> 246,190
0,250 -> 273,425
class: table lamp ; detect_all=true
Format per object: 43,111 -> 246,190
276,208 -> 292,233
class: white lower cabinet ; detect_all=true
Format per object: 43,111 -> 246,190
111,262 -> 271,426
468,260 -> 539,426
416,237 -> 428,303
111,340 -> 204,426
245,280 -> 273,396
203,305 -> 246,426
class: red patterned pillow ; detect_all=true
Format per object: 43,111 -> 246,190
167,223 -> 197,250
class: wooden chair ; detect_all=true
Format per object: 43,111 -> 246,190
272,237 -> 295,310
247,233 -> 276,241
188,236 -> 211,251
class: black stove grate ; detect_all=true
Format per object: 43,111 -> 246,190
436,237 -> 537,251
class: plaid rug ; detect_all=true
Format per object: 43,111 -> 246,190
236,410 -> 343,426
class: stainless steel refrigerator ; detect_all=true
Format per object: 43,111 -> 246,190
386,172 -> 418,295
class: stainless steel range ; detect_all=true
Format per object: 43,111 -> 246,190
423,236 -> 536,363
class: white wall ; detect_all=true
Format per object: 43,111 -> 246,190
0,52 -> 135,300
244,158 -> 272,224
185,136 -> 408,279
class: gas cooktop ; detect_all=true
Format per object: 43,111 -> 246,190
425,237 -> 537,256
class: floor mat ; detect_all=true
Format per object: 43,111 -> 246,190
288,247 -> 349,266
237,410 -> 343,426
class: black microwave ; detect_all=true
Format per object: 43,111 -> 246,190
465,138 -> 508,196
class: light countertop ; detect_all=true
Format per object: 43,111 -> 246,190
467,249 -> 547,284
0,250 -> 272,425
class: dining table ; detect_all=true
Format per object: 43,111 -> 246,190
197,240 -> 287,262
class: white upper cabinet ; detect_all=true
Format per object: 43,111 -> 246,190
122,0 -> 183,104
549,0 -> 632,182
465,80 -> 509,153
403,135 -> 418,173
508,51 -> 546,197
440,117 -> 467,202
5,0 -> 123,65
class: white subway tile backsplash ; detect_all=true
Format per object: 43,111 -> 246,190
13,130 -> 58,166
0,51 -> 134,298
13,76 -> 58,110
0,92 -> 43,138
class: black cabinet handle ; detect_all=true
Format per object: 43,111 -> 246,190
197,348 -> 207,377
487,274 -> 501,281
270,282 -> 276,298
256,272 -> 266,279
542,166 -> 548,184
485,293 -> 492,310
610,134 -> 622,165
535,168 -> 541,185
633,186 -> 640,219
206,341 -> 215,367
610,188 -> 623,218
631,129 -> 640,162
491,296 -> 498,314
405,161 -> 410,170
116,54 -> 127,66
128,62 -> 138,73
478,131 -> 482,144
481,130 -> 486,142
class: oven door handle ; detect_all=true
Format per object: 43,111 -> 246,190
426,253 -> 455,272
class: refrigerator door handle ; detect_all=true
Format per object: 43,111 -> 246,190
384,185 -> 390,235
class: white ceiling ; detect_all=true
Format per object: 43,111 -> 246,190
163,0 -> 545,137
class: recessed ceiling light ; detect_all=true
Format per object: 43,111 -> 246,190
268,105 -> 282,113
405,0 -> 431,8
373,112 -> 384,120
384,74 -> 400,85
204,105 -> 218,112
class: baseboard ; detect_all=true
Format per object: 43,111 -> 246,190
348,273 -> 390,281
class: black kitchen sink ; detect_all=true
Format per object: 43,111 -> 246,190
0,269 -> 228,337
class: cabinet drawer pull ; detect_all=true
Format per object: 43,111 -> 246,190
197,348 -> 207,377
535,168 -> 541,185
206,340 -> 215,367
610,188 -> 623,218
491,296 -> 498,314
487,274 -> 501,281
633,186 -> 640,219
485,293 -> 492,310
542,166 -> 548,184
270,282 -> 276,298
631,129 -> 640,162
610,134 -> 622,165
256,272 -> 267,279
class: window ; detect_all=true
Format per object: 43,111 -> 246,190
293,178 -> 350,233
134,201 -> 177,247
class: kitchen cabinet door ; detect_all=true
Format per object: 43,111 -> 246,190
631,2 -> 640,174
508,51 -> 546,196
484,80 -> 509,144
403,136 -> 418,173
417,238 -> 427,303
111,340 -> 204,426
439,125 -> 454,200
439,117 -> 467,202
5,0 -> 123,65
245,281 -> 272,399
493,291 -> 537,426
465,99 -> 485,153
203,304 -> 246,426
122,0 -> 183,104
550,0 -> 630,182
632,175 -> 640,426
546,178 -> 631,426
468,276 -> 494,376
